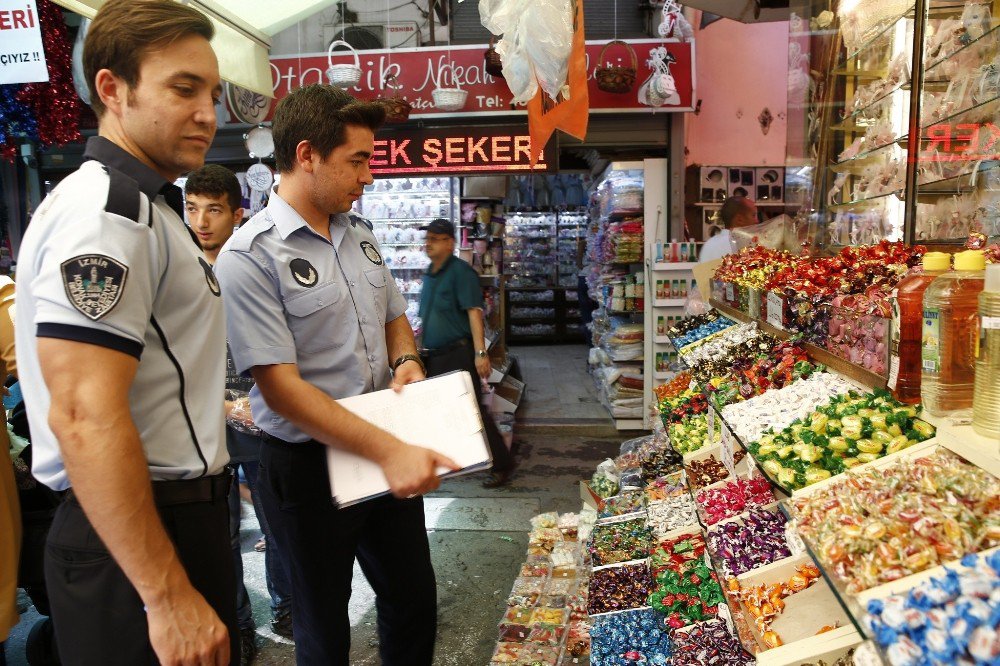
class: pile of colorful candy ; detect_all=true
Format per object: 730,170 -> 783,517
648,559 -> 725,627
647,495 -> 699,538
707,341 -> 821,410
790,450 -> 1000,593
670,618 -> 754,666
696,477 -> 775,525
588,563 -> 654,615
714,246 -> 796,289
707,508 -> 792,577
668,312 -> 735,349
749,389 -> 935,492
865,551 -> 1000,665
667,413 -> 719,456
598,491 -> 646,519
658,389 -> 709,426
638,441 -> 684,480
685,450 -> 747,490
590,608 -> 673,666
825,288 -> 893,375
590,468 -> 620,499
649,532 -> 706,573
644,472 -> 687,501
653,371 -> 694,403
729,563 -> 825,648
589,518 -> 653,566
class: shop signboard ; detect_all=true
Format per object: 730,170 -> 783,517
224,39 -> 695,124
369,125 -> 556,176
0,0 -> 47,84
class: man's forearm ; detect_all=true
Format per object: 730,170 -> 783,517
53,409 -> 192,609
468,307 -> 487,351
385,313 -> 419,362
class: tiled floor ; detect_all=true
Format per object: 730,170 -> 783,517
5,344 -> 624,666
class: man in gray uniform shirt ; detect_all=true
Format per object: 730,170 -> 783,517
14,1 -> 235,664
215,84 -> 458,665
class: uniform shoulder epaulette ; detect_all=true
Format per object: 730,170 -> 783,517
100,164 -> 143,225
348,212 -> 374,232
228,213 -> 274,252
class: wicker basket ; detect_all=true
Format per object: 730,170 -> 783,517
432,87 -> 468,112
485,37 -> 504,78
595,40 -> 637,94
326,40 -> 362,89
377,74 -> 411,123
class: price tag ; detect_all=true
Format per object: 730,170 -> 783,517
766,291 -> 784,330
720,423 -> 736,478
982,316 -> 1000,329
707,406 -> 716,443
785,523 -> 807,557
725,283 -> 735,302
716,602 -> 736,637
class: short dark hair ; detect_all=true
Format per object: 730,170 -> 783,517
720,196 -> 754,229
84,0 -> 214,117
185,164 -> 242,211
272,85 -> 386,173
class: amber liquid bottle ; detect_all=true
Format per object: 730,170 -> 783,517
921,250 -> 986,416
889,252 -> 950,404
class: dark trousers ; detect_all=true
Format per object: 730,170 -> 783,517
422,341 -> 514,472
257,439 -> 437,666
43,483 -> 239,665
229,460 -> 292,630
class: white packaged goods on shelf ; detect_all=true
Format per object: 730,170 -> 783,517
679,322 -> 759,367
647,495 -> 699,538
721,372 -> 856,446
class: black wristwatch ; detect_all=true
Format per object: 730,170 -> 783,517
392,353 -> 425,373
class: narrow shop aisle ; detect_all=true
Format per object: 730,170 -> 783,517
5,345 -> 621,666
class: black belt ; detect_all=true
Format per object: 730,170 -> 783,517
420,337 -> 470,358
66,470 -> 233,508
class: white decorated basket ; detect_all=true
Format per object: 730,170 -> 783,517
432,87 -> 468,112
326,40 -> 362,89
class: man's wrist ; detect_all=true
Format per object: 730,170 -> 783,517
391,353 -> 425,374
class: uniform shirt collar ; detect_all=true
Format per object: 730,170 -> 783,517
427,254 -> 455,276
82,136 -> 184,219
267,186 -> 350,248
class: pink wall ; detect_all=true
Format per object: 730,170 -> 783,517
685,15 -> 789,167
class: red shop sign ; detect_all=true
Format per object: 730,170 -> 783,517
228,39 -> 695,124
369,125 -> 556,175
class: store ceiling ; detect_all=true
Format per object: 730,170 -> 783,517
681,0 -> 790,23
51,0 -> 331,97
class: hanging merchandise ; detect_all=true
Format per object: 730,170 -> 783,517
639,47 -> 680,108
0,0 -> 82,161
431,86 -> 467,112
595,40 -> 637,95
656,0 -> 693,42
325,40 -> 362,89
484,37 -> 504,79
243,124 -> 274,216
377,74 -> 411,123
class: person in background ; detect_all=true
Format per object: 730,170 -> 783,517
214,84 -> 458,665
419,218 -> 516,487
0,277 -> 19,666
698,196 -> 758,263
185,164 -> 294,664
14,1 -> 236,663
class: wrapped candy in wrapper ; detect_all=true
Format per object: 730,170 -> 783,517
497,622 -> 530,642
590,608 -> 672,666
670,618 -> 754,666
225,390 -> 263,436
587,563 -> 654,615
588,518 -> 652,566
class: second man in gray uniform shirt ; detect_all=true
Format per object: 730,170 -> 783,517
215,84 -> 457,665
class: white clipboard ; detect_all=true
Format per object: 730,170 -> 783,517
327,370 -> 492,506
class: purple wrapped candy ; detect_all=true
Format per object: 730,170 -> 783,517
707,508 -> 791,577
670,618 -> 753,666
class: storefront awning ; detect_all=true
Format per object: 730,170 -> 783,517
49,0 -> 329,97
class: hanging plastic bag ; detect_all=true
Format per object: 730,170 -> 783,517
522,0 -> 573,100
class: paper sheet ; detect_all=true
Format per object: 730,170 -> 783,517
326,371 -> 491,506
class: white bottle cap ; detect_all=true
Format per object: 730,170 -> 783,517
986,263 -> 1000,292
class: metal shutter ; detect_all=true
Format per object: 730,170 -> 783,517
451,0 -> 650,44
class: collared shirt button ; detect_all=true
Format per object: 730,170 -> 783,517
368,354 -> 376,362
350,280 -> 356,287
361,316 -> 368,323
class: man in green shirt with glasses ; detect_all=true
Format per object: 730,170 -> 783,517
419,219 -> 516,487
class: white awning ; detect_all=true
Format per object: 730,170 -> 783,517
50,0 -> 335,97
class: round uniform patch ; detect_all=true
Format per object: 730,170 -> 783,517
61,254 -> 128,320
360,241 -> 383,265
199,257 -> 221,296
289,258 -> 319,288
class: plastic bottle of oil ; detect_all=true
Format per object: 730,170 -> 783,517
973,263 -> 1000,438
889,252 -> 950,404
921,250 -> 986,416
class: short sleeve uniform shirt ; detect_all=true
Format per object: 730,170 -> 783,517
15,137 -> 229,490
418,256 -> 484,350
215,189 -> 407,443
